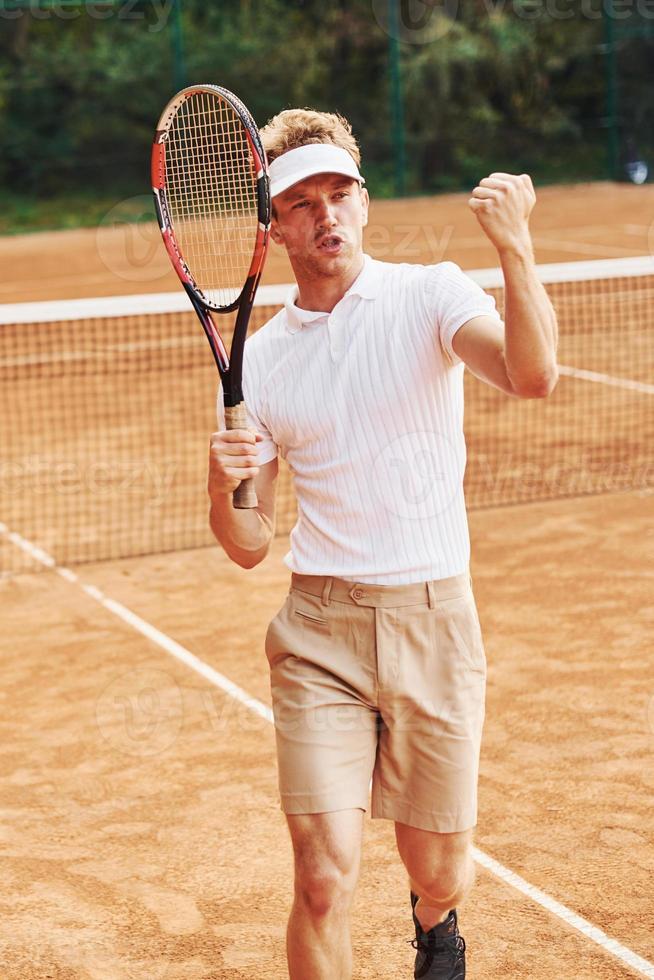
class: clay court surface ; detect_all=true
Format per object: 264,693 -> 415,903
2,181 -> 654,302
1,182 -> 653,978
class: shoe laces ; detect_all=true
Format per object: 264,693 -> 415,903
409,931 -> 466,977
410,932 -> 466,955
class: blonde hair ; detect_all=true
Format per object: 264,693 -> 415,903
260,108 -> 361,166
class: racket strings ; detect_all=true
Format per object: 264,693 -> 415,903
165,91 -> 260,308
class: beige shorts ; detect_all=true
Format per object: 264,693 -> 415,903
264,571 -> 487,834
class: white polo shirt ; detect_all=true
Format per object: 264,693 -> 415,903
220,255 -> 502,585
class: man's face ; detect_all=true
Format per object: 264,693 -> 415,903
271,173 -> 369,281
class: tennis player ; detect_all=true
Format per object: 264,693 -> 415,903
208,110 -> 558,979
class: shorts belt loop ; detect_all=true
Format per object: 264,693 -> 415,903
321,577 -> 333,606
426,581 -> 436,610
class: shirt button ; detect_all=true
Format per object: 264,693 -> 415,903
352,588 -> 364,600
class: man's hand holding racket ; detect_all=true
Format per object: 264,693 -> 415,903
206,423 -> 275,566
208,429 -> 265,499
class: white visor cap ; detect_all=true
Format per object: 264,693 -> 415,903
268,143 -> 365,198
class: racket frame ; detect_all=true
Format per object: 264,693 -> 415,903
151,84 -> 271,508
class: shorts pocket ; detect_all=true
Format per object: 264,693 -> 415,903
293,608 -> 329,628
289,589 -> 333,632
436,591 -> 486,673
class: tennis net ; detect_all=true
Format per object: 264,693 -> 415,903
1,256 -> 653,575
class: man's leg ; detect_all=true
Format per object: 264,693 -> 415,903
286,808 -> 364,980
395,825 -> 474,931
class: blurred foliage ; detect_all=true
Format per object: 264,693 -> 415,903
0,0 -> 652,231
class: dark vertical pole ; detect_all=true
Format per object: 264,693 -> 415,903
604,0 -> 619,180
388,0 -> 406,196
171,0 -> 187,90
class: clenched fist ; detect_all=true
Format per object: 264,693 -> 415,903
208,428 -> 263,499
469,172 -> 536,253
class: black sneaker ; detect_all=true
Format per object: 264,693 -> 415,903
410,892 -> 466,979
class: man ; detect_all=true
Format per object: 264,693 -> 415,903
208,109 -> 558,979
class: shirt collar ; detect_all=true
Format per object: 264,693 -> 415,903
284,254 -> 383,334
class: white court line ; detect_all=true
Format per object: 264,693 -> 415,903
529,237 -> 643,260
0,523 -> 272,726
3,353 -> 652,394
2,522 -> 654,979
557,365 -> 654,396
473,849 -> 654,978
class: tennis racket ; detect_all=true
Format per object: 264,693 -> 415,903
151,84 -> 271,508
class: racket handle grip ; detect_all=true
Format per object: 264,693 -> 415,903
224,402 -> 259,510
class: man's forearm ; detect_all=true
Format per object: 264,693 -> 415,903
499,239 -> 559,397
209,493 -> 274,569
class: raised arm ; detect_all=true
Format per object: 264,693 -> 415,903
454,173 -> 558,399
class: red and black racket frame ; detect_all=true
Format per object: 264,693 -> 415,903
151,85 -> 271,410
